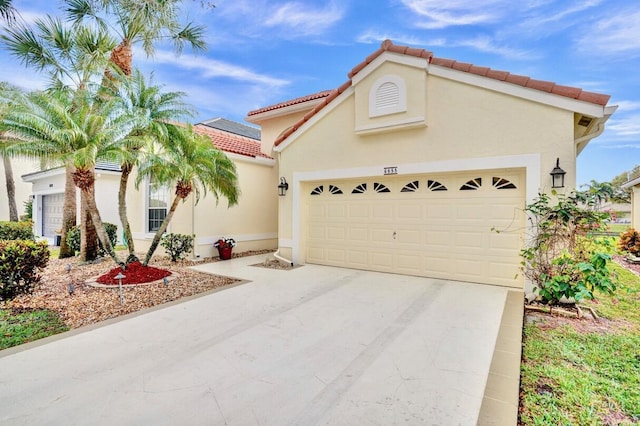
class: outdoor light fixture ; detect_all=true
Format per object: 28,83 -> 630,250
115,272 -> 125,305
163,277 -> 169,286
550,158 -> 566,189
278,177 -> 289,196
68,283 -> 74,296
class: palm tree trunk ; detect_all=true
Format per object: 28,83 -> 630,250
143,195 -> 182,266
58,162 -> 77,258
118,163 -> 138,262
79,193 -> 99,261
81,183 -> 122,266
109,39 -> 132,76
2,155 -> 18,221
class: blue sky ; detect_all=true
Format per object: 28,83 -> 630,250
1,0 -> 639,185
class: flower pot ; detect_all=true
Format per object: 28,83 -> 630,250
218,246 -> 233,260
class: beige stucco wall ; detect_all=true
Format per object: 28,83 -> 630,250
128,155 -> 278,258
632,187 -> 640,229
1,157 -> 39,221
275,64 -> 578,248
26,168 -> 122,243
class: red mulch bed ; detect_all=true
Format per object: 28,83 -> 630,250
96,261 -> 171,285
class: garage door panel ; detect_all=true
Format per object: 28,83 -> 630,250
348,204 -> 369,219
327,226 -> 346,241
305,171 -> 525,287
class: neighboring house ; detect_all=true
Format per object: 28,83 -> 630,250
622,177 -> 640,228
22,162 -> 123,245
247,40 -> 616,292
126,118 -> 278,258
0,156 -> 39,221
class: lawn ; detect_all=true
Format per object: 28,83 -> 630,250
519,261 -> 640,425
0,308 -> 69,350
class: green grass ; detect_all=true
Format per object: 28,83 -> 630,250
608,223 -> 632,234
520,262 -> 640,425
0,309 -> 69,350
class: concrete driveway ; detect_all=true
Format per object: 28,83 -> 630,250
0,254 -> 522,425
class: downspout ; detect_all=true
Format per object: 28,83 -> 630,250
274,249 -> 294,267
273,149 -> 293,266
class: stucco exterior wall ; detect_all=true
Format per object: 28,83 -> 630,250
632,187 -> 640,229
128,156 -> 278,258
275,66 -> 577,246
1,157 -> 39,221
26,168 -> 121,244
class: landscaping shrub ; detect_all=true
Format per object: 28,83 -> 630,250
519,191 -> 617,304
66,223 -> 118,255
66,225 -> 81,253
0,220 -> 35,240
618,228 -> 640,256
160,233 -> 194,262
0,240 -> 49,301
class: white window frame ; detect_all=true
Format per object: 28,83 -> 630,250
145,175 -> 171,234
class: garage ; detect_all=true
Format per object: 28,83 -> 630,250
41,193 -> 64,240
305,170 -> 525,287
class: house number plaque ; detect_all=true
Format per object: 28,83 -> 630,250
383,166 -> 398,175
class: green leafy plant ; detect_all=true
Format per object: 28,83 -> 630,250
0,240 -> 49,301
66,223 -> 118,255
0,220 -> 35,240
618,228 -> 640,256
160,233 -> 194,262
521,191 -> 617,304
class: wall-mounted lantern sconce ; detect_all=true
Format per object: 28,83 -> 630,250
550,158 -> 566,189
278,177 -> 289,196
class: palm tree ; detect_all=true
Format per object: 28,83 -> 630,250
0,83 -> 20,222
0,0 -> 16,24
111,70 -> 194,262
65,0 -> 206,77
1,17 -> 116,257
2,86 -> 142,264
135,124 -> 239,266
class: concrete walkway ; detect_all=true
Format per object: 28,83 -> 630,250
0,254 -> 519,425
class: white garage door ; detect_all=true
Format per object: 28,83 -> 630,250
42,193 -> 64,238
305,171 -> 525,287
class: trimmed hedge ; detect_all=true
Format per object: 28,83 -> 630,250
0,221 -> 35,241
0,240 -> 49,301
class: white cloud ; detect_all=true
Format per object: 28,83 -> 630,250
264,2 -> 344,37
356,30 -> 446,47
146,49 -> 289,88
215,0 -> 345,39
606,115 -> 640,138
399,0 -> 510,29
580,9 -> 640,56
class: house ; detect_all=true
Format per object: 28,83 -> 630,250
247,40 -> 616,292
622,177 -> 640,228
22,162 -> 122,245
126,118 -> 278,258
0,156 -> 39,221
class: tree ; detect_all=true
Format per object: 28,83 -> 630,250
65,0 -> 206,77
66,0 -> 206,263
2,86 -> 143,265
0,83 -> 20,222
135,125 -> 239,265
0,0 -> 16,24
1,17 -> 116,258
113,70 -> 194,262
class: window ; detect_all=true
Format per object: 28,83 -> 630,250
147,176 -> 169,232
460,178 -> 482,191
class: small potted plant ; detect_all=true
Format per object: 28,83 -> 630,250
214,237 -> 236,260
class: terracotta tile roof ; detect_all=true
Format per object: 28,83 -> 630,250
268,40 -> 611,147
247,90 -> 335,116
193,124 -> 272,160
